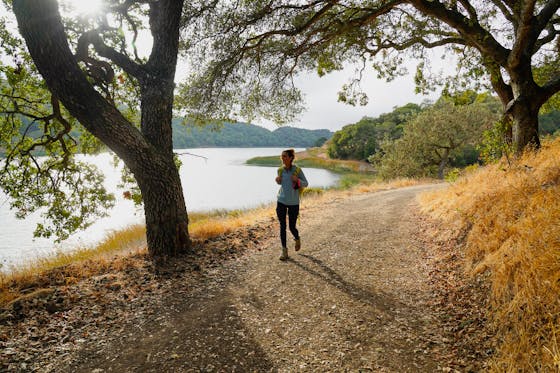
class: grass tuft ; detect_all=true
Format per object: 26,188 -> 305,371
420,136 -> 560,371
188,207 -> 275,239
0,225 -> 147,305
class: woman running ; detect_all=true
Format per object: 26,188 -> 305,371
275,149 -> 308,261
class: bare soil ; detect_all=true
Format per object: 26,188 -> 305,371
1,184 -> 492,372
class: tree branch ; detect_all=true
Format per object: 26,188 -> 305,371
457,0 -> 478,21
243,1 -> 340,47
76,30 -> 146,80
508,0 -> 537,68
482,59 -> 512,105
533,25 -> 560,53
489,0 -> 515,26
540,74 -> 560,105
13,0 -> 153,168
145,0 -> 184,80
410,0 -> 510,66
378,36 -> 466,52
535,0 -> 560,31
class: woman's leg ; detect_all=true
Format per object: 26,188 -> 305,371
276,202 -> 287,248
287,204 -> 300,240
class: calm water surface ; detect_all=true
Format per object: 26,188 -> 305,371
0,148 -> 338,268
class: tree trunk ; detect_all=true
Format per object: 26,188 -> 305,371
508,100 -> 541,154
136,0 -> 191,257
437,148 -> 449,180
507,63 -> 542,154
13,0 -> 191,258
134,156 -> 191,258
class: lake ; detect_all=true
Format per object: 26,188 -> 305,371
0,148 -> 339,269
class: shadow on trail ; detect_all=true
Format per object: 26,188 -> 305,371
291,253 -> 400,316
64,286 -> 274,373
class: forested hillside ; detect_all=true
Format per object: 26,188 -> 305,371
327,92 -> 560,180
1,120 -> 332,157
172,121 -> 332,148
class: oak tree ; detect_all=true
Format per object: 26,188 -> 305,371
180,0 -> 560,154
2,0 -> 191,258
372,99 -> 498,179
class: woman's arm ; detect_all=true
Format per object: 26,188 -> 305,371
298,170 -> 309,188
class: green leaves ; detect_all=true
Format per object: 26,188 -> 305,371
327,103 -> 423,160
0,154 -> 115,241
316,52 -> 343,77
477,117 -> 514,165
0,4 -> 128,243
372,98 -> 500,179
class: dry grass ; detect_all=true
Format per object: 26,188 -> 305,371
419,137 -> 560,372
354,177 -> 434,193
0,225 -> 147,306
188,207 -> 275,238
0,207 -> 280,306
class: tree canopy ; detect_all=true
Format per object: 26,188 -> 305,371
180,0 -> 560,154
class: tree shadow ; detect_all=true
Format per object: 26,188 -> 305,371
291,253 -> 402,316
63,281 -> 274,373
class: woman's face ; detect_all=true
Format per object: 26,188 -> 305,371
281,152 -> 293,166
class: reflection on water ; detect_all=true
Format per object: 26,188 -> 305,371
0,148 -> 338,268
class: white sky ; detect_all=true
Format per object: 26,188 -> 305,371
174,53 -> 450,133
252,48 -> 453,132
262,67 -> 440,132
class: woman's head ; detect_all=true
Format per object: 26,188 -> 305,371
281,149 -> 295,166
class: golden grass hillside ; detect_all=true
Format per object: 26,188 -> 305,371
420,137 -> 560,372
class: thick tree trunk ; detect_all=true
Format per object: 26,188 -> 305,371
137,0 -> 191,257
507,64 -> 542,154
135,156 -> 191,258
509,101 -> 541,154
13,0 -> 191,258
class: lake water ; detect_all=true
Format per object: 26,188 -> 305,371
0,148 -> 339,269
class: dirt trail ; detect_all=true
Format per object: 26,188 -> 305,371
54,183 -> 458,372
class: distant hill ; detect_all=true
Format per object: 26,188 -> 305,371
172,121 -> 333,148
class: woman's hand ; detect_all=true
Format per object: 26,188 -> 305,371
291,174 -> 298,182
275,176 -> 282,184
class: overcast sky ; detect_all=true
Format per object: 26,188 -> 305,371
174,58 -> 443,133
258,66 -> 440,133
250,47 -> 454,133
